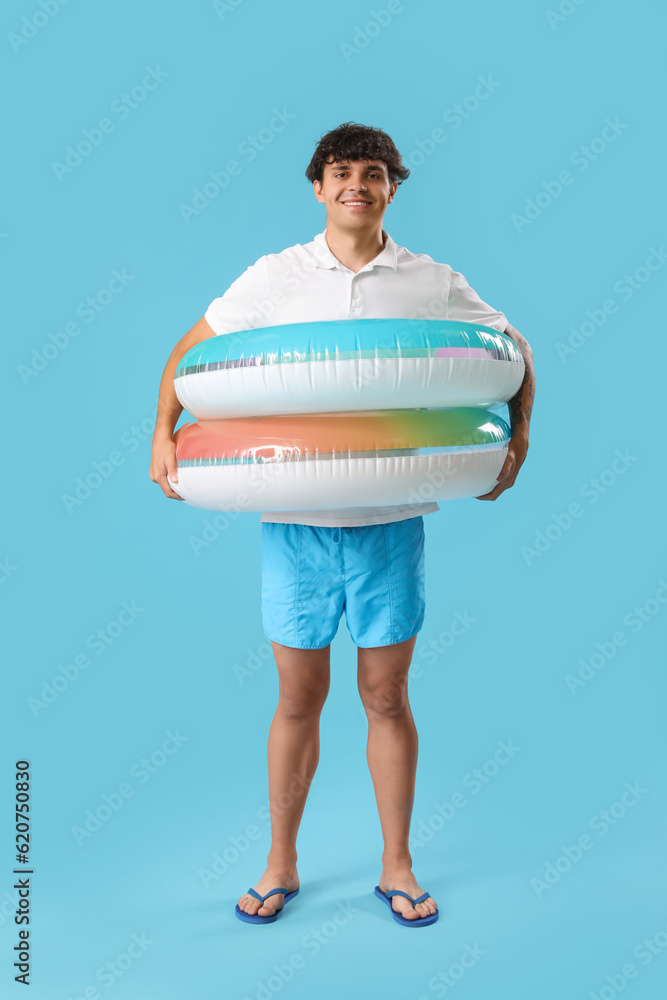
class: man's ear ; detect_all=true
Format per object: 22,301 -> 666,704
313,180 -> 325,204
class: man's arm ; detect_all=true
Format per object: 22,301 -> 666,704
149,315 -> 215,500
476,321 -> 535,500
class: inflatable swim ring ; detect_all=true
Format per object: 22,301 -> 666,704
174,318 -> 524,419
167,408 -> 510,511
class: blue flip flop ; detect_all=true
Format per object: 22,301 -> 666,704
235,886 -> 300,924
374,885 -> 439,926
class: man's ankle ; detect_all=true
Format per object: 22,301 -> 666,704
381,853 -> 413,871
267,851 -> 298,870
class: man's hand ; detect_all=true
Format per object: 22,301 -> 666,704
148,315 -> 216,502
476,321 -> 535,500
149,434 -> 184,500
476,431 -> 529,501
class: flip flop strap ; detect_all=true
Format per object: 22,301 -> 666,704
247,887 -> 288,903
384,889 -> 430,905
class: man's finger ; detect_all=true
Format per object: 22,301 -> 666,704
496,456 -> 514,482
164,484 -> 185,500
157,470 -> 184,500
477,478 -> 510,500
478,471 -> 518,500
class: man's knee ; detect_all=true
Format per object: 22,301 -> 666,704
360,678 -> 408,718
278,682 -> 329,719
278,696 -> 327,720
271,642 -> 330,719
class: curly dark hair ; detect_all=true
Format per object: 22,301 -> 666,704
305,122 -> 410,187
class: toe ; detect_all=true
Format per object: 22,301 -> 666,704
381,883 -> 438,920
392,899 -> 419,919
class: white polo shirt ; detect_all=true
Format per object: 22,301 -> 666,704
204,229 -> 509,527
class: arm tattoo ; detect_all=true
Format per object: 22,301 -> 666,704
504,325 -> 535,432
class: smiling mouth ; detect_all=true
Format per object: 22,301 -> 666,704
341,201 -> 372,207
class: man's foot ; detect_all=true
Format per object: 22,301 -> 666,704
378,867 -> 438,921
237,865 -> 300,919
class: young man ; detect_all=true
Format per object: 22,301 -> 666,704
150,123 -> 535,926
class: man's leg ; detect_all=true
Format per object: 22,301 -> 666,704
237,640 -> 330,917
357,635 -> 438,921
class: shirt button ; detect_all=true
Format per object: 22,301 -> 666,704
352,292 -> 359,300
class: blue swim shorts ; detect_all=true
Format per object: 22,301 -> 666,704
261,517 -> 426,649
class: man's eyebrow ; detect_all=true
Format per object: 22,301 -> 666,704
329,162 -> 386,170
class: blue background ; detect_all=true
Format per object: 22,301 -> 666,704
3,0 -> 667,997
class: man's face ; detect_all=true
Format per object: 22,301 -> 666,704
313,157 -> 398,229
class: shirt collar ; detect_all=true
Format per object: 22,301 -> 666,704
312,229 -> 398,271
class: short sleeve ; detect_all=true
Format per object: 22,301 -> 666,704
204,257 -> 267,336
447,268 -> 509,332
